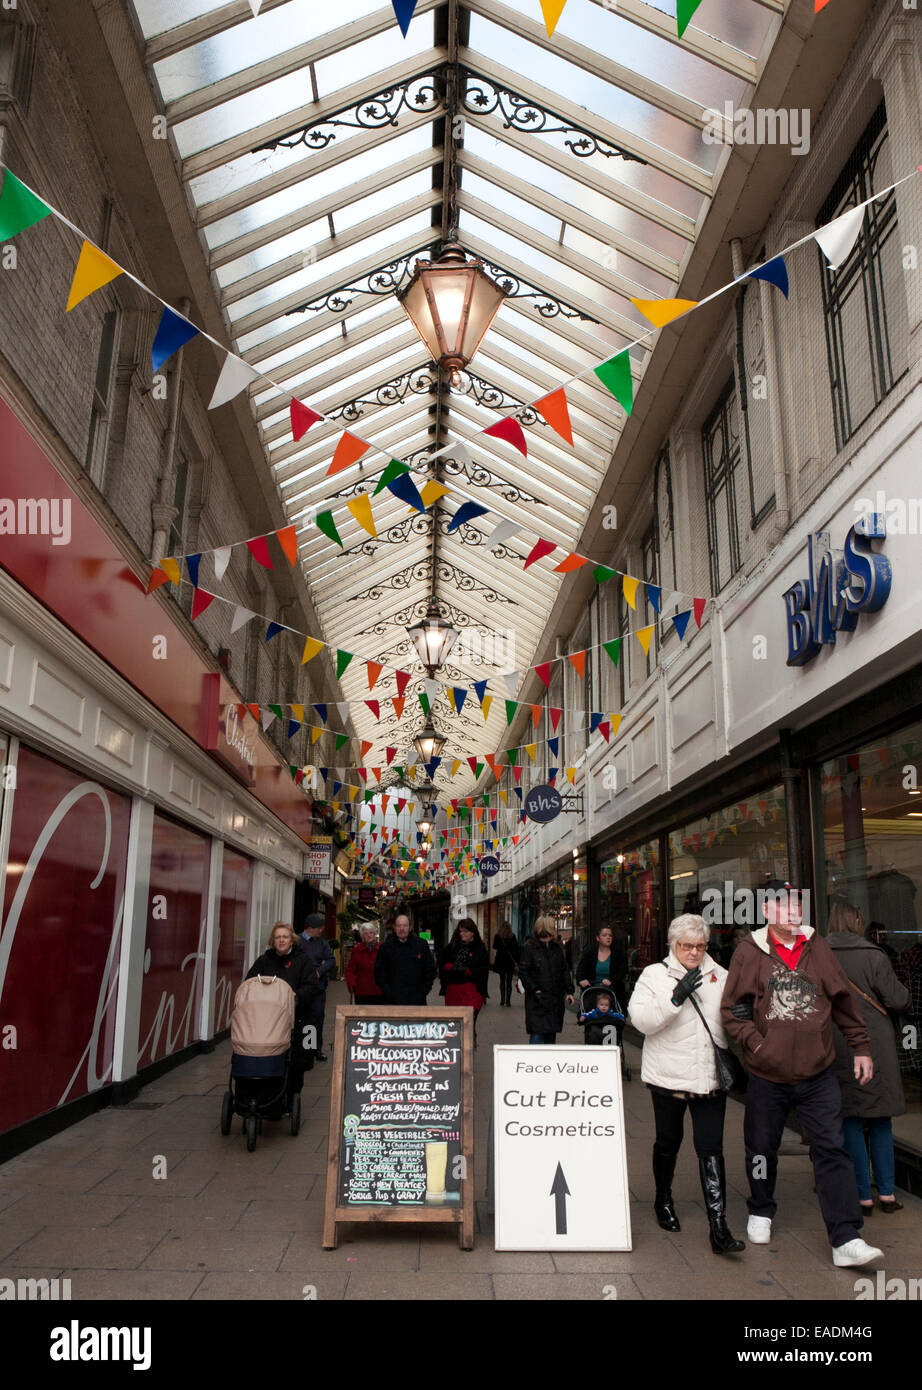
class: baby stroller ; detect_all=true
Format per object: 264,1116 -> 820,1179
577,984 -> 631,1082
220,974 -> 301,1150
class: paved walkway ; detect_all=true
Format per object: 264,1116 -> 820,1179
1,981 -> 919,1301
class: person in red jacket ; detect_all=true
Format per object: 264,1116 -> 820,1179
439,919 -> 490,1046
346,923 -> 384,1004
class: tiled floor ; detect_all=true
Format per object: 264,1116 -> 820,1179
0,980 -> 918,1301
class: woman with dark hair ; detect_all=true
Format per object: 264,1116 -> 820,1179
439,918 -> 490,1044
518,916 -> 575,1045
492,920 -> 520,1006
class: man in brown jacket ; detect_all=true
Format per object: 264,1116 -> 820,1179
721,882 -> 883,1268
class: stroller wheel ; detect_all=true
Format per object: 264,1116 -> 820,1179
290,1092 -> 301,1137
245,1114 -> 257,1152
220,1089 -> 233,1136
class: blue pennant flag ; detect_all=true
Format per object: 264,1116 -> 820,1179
646,583 -> 661,614
186,553 -> 201,588
514,787 -> 523,801
332,781 -> 342,796
265,622 -> 284,642
386,471 -> 426,512
151,307 -> 199,373
426,757 -> 442,778
748,255 -> 789,298
314,703 -> 328,725
287,719 -> 301,738
590,711 -> 603,734
453,687 -> 468,716
672,610 -> 691,641
391,0 -> 418,37
473,679 -> 488,705
548,736 -> 559,759
548,768 -> 558,784
448,501 -> 489,533
319,768 -> 329,782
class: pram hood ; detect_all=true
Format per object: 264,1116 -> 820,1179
230,974 -> 295,1056
579,984 -> 621,1015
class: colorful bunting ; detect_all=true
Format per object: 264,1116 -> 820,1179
449,501 -> 489,532
336,650 -> 353,679
316,510 -> 343,547
327,431 -> 370,477
191,588 -> 214,620
347,493 -> 376,537
265,622 -> 284,642
533,387 -> 573,444
694,597 -> 707,628
276,525 -> 298,566
594,350 -> 633,416
676,0 -> 702,36
631,297 -> 697,328
748,257 -> 789,298
66,242 -> 122,312
391,0 -> 418,36
301,637 -> 323,665
535,662 -> 551,690
208,354 -> 261,410
554,553 -> 589,573
815,206 -> 865,271
484,418 -> 528,456
646,584 -> 661,614
594,566 -> 616,585
568,651 -> 586,679
152,308 -> 199,373
0,171 -> 51,241
291,397 -> 321,440
419,480 -> 450,507
602,639 -> 621,668
524,539 -> 556,569
247,536 -> 274,570
367,661 -> 384,691
622,575 -> 638,609
636,625 -> 655,656
186,554 -> 201,588
672,611 -> 691,642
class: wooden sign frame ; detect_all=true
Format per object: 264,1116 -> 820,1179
322,1005 -> 475,1250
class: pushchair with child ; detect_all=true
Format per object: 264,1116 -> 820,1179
576,984 -> 631,1081
220,973 -> 301,1150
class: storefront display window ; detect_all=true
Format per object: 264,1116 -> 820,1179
599,839 -> 660,999
215,850 -> 251,1033
816,728 -> 922,1144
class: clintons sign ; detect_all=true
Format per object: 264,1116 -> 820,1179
782,514 -> 891,667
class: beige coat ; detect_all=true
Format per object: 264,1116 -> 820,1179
629,951 -> 729,1093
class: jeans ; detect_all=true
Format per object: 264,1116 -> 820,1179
530,1033 -> 557,1045
498,969 -> 515,1005
649,1087 -> 727,1158
744,1066 -> 862,1247
842,1116 -> 896,1200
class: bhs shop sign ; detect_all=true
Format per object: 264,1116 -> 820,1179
783,514 -> 891,666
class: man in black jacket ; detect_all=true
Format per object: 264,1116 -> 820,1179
374,914 -> 437,1004
247,923 -> 321,1098
299,913 -> 337,1061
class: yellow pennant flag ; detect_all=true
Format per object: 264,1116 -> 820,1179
290,704 -> 304,723
159,557 -> 181,585
622,575 -> 638,609
499,789 -> 508,806
347,493 -> 376,537
310,725 -> 323,744
609,713 -> 622,739
525,743 -> 537,763
481,695 -> 493,721
446,688 -> 457,713
408,802 -> 415,815
630,297 -> 698,328
451,759 -> 462,778
66,241 -> 123,312
566,767 -> 576,785
540,0 -> 568,35
347,786 -> 358,801
331,801 -> 339,812
419,480 -> 450,508
301,636 -> 323,665
636,625 -> 655,656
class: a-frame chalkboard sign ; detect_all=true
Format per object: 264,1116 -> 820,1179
322,1005 -> 475,1250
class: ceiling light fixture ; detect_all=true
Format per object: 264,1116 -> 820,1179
397,240 -> 507,386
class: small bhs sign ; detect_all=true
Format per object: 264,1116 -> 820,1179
524,784 -> 562,823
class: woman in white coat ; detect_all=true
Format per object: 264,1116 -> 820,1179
628,914 -> 744,1255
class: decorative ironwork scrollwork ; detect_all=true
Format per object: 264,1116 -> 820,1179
285,255 -> 422,317
255,71 -> 445,153
478,257 -> 598,323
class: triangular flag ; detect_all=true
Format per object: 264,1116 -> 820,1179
302,637 -> 323,665
336,702 -> 350,724
636,625 -> 655,656
0,171 -> 51,241
610,714 -> 622,739
622,575 -> 638,609
213,545 -> 232,581
748,256 -> 789,298
246,704 -> 260,722
265,622 -> 285,642
419,480 -> 450,508
315,510 -> 343,547
453,687 -> 468,716
594,565 -> 617,585
66,241 -> 123,312
554,552 -> 589,573
449,500 -> 488,532
484,417 -> 527,456
566,768 -> 576,785
373,459 -> 410,495
152,307 -> 199,373
503,672 -> 519,698
530,704 -> 542,729
386,471 -> 426,513
336,650 -> 353,679
481,695 -> 493,721
694,597 -> 707,628
159,557 -> 181,585
186,553 -> 201,588
247,535 -> 274,569
248,0 -> 264,14
276,525 -> 298,566
594,351 -> 633,415
473,679 -> 488,705
365,700 -> 380,720
598,722 -> 611,744
347,493 -> 376,537
335,734 -> 349,750
208,354 -> 261,410
392,697 -> 405,721
327,431 -> 370,477
815,206 -> 865,271
540,0 -> 568,34
505,700 -> 518,726
386,747 -> 397,766
487,519 -> 520,551
361,740 -> 373,759
533,387 -> 573,444
549,708 -> 562,732
291,398 -> 321,441
535,662 -> 551,690
590,712 -> 603,734
646,583 -> 662,614
190,588 -> 215,620
424,678 -> 440,705
525,743 -> 537,763
231,605 -> 256,633
524,539 -> 556,569
568,651 -> 586,679
672,611 -> 691,642
418,692 -> 430,716
391,0 -> 418,36
630,297 -> 697,328
367,661 -> 384,691
548,736 -> 559,759
676,0 -> 702,36
602,639 -> 621,668
261,709 -> 277,731
290,704 -> 304,725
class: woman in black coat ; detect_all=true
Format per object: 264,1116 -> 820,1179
518,916 -> 574,1044
492,921 -> 520,1006
246,923 -> 321,1090
828,903 -> 911,1213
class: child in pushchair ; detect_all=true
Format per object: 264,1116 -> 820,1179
576,985 -> 632,1080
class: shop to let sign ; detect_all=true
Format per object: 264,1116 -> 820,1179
305,837 -> 332,878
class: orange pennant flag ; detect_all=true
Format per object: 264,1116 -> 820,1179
533,387 -> 573,445
530,704 -> 542,729
367,661 -> 384,691
360,740 -> 373,759
276,525 -> 298,565
392,697 -> 405,720
568,650 -> 586,678
554,553 -> 589,573
327,430 -> 370,477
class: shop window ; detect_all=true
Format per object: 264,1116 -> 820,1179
819,102 -> 907,450
598,839 -> 660,1001
84,309 -> 119,488
214,850 -> 251,1033
702,377 -> 743,593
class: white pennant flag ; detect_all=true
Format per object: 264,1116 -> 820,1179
248,0 -> 264,17
213,546 -> 232,581
814,206 -> 865,271
424,678 -> 441,705
230,605 -> 256,633
336,701 -> 351,725
488,519 -> 520,551
208,354 -> 261,410
503,671 -> 520,698
260,708 -> 277,731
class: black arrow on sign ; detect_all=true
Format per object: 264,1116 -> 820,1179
550,1162 -> 571,1235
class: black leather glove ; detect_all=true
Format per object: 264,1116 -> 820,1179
671,966 -> 702,1007
730,998 -> 754,1020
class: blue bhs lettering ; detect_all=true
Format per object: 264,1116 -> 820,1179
783,514 -> 890,666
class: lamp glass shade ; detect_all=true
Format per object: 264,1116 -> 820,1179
407,612 -> 458,672
398,247 -> 507,373
413,723 -> 445,763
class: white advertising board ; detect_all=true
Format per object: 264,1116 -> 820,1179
305,838 -> 332,878
493,1045 -> 632,1251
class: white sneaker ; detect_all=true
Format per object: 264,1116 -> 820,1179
831,1238 -> 884,1268
747,1215 -> 772,1243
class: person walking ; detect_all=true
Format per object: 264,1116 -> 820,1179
576,926 -> 627,999
439,918 -> 490,1044
518,916 -> 574,1045
721,881 -> 883,1268
345,922 -> 384,1004
299,913 -> 336,1062
827,902 -> 911,1214
628,914 -> 744,1255
374,912 -> 437,1004
492,920 -> 520,1006
246,923 -> 321,1099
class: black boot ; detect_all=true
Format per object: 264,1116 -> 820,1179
699,1154 -> 744,1254
653,1148 -> 681,1231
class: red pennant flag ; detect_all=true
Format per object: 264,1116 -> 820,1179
392,697 -> 405,720
484,417 -> 528,456
365,700 -> 380,719
468,757 -> 479,775
357,768 -> 367,782
236,704 -> 247,723
550,707 -> 562,732
291,397 -> 322,441
530,704 -> 542,728
294,769 -> 304,786
514,766 -> 522,784
554,552 -> 589,573
276,525 -> 298,565
397,798 -> 407,814
327,430 -> 370,477
360,740 -> 373,759
367,661 -> 384,690
568,651 -> 586,678
246,535 -> 274,569
524,538 -> 557,569
246,703 -> 260,721
386,746 -> 397,765
694,597 -> 707,628
395,669 -> 411,698
147,567 -> 171,594
599,721 -> 611,743
191,588 -> 215,619
451,799 -> 458,812
533,388 -> 573,446
535,662 -> 551,689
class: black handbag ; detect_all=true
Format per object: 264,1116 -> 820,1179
687,991 -> 747,1094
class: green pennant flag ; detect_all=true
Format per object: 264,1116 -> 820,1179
505,699 -> 517,726
594,350 -> 633,416
594,565 -> 617,585
289,764 -> 298,780
502,837 -> 508,846
419,692 -> 430,715
336,649 -> 353,679
373,459 -> 410,496
0,172 -> 52,241
602,639 -> 621,668
475,762 -> 484,779
676,0 -> 702,36
364,790 -> 374,803
508,748 -> 518,767
269,704 -> 284,720
394,766 -> 404,779
316,510 -> 343,546
335,733 -> 349,750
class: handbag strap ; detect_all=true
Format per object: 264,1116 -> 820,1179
662,962 -> 721,1051
847,978 -> 889,1018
